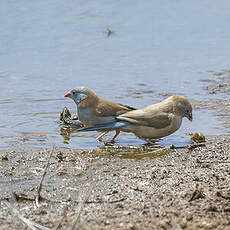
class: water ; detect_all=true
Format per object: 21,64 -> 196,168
1,0 -> 230,150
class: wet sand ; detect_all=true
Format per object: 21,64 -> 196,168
0,135 -> 229,230
0,72 -> 230,229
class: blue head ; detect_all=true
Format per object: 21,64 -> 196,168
64,86 -> 97,105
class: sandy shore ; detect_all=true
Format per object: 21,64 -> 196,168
0,134 -> 229,230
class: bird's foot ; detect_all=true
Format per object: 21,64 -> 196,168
104,141 -> 115,146
96,136 -> 115,144
143,138 -> 159,145
109,139 -> 115,144
96,136 -> 104,142
96,131 -> 109,142
143,142 -> 154,146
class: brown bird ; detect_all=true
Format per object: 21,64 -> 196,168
78,95 -> 193,143
64,86 -> 136,142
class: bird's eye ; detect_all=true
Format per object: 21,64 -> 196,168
72,91 -> 76,95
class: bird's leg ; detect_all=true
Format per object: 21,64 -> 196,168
96,131 -> 109,142
143,138 -> 157,145
109,130 -> 120,143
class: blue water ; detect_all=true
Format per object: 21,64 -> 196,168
0,0 -> 230,149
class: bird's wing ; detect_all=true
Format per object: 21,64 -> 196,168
118,109 -> 173,129
117,103 -> 136,111
95,98 -> 135,117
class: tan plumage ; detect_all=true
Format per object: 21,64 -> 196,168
117,95 -> 192,140
78,87 -> 135,124
64,86 -> 136,141
78,95 -> 193,143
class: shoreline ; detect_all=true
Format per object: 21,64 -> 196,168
0,134 -> 229,229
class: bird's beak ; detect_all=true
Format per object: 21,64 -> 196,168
64,92 -> 72,98
186,113 -> 193,121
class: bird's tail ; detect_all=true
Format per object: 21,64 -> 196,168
77,121 -> 130,132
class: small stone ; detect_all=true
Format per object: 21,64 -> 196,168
186,214 -> 193,221
39,210 -> 47,215
206,205 -> 218,212
158,219 -> 171,230
180,221 -> 187,229
57,152 -> 65,162
104,219 -> 110,225
1,156 -> 8,161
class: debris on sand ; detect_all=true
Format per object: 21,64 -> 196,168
1,135 -> 230,229
190,132 -> 206,143
189,184 -> 205,202
60,107 -> 83,127
216,191 -> 230,200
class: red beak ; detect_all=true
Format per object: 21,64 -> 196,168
64,92 -> 72,98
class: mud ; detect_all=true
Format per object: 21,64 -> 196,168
0,135 -> 229,230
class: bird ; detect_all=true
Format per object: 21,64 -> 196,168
64,86 -> 136,142
77,95 -> 193,143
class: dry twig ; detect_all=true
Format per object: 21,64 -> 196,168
4,192 -> 50,230
216,190 -> 230,200
69,183 -> 93,230
189,184 -> 205,202
35,147 -> 54,207
101,144 -> 162,151
53,206 -> 68,230
170,143 -> 205,150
